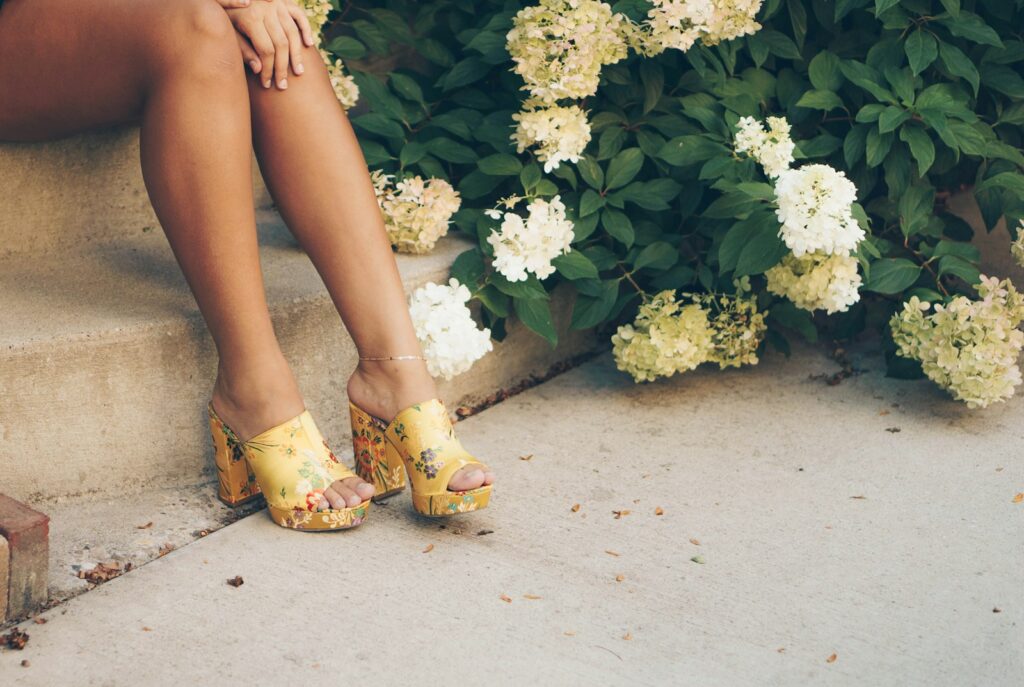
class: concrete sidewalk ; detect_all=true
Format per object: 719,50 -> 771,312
2,345 -> 1021,685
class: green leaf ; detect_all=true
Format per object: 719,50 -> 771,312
938,41 -> 980,95
576,156 -> 604,190
938,12 -> 1003,49
717,216 -> 763,273
477,154 -> 522,176
425,137 -> 478,164
450,249 -> 485,288
326,36 -> 366,60
579,189 -> 604,217
905,30 -> 938,76
553,251 -> 599,280
770,301 -> 818,341
937,254 -> 980,285
633,241 -> 679,271
899,184 -> 934,236
659,136 -> 728,165
389,73 -> 425,104
874,0 -> 900,14
840,60 -> 898,103
491,272 -> 549,300
878,106 -> 911,134
735,224 -> 788,277
520,163 -> 542,191
400,141 -> 427,167
605,148 -> 645,190
602,209 -> 635,248
514,297 -> 557,347
864,258 -> 921,294
899,125 -> 936,176
570,280 -> 619,329
796,90 -> 845,111
476,285 -> 510,318
441,58 -> 491,91
808,51 -> 844,91
977,172 -> 1024,197
866,127 -> 894,167
759,29 -> 802,59
351,113 -> 404,139
639,61 -> 665,115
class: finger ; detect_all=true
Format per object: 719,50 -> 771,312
264,16 -> 291,89
215,0 -> 250,7
287,4 -> 316,47
280,6 -> 305,76
247,23 -> 276,88
235,33 -> 262,75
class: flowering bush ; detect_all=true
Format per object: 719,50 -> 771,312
312,0 -> 1024,406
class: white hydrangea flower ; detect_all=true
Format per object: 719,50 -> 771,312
734,115 -> 795,178
1011,220 -> 1024,269
642,0 -> 763,56
612,290 -> 714,382
765,252 -> 863,314
319,49 -> 359,109
687,284 -> 768,368
409,278 -> 493,380
298,0 -> 333,37
891,276 -> 1024,408
487,195 -> 575,282
371,171 -> 461,254
512,103 -> 592,173
774,164 -> 865,257
507,0 -> 630,103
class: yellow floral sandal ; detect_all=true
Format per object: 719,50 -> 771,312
349,398 -> 492,517
208,403 -> 370,531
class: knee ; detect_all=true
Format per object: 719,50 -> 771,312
149,0 -> 243,80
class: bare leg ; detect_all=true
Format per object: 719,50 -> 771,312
246,41 -> 494,490
0,0 -> 372,508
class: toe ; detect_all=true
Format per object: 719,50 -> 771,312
332,481 -> 364,508
344,476 -> 375,501
448,466 -> 485,492
481,468 -> 496,486
322,487 -> 347,510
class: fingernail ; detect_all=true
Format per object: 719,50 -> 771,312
249,60 -> 260,73
295,63 -> 304,75
278,78 -> 288,89
263,79 -> 271,89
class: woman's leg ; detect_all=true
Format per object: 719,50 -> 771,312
0,0 -> 371,509
245,40 -> 495,491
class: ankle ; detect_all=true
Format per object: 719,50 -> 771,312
212,356 -> 305,438
347,360 -> 438,421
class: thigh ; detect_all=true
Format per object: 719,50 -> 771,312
0,0 -> 217,141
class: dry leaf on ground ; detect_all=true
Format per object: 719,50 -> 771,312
623,632 -> 632,640
850,495 -> 867,500
564,631 -> 576,636
500,594 -> 512,603
226,576 -> 244,588
32,618 -> 47,625
689,538 -> 701,546
21,660 -> 30,667
615,574 -> 625,582
612,509 -> 631,519
523,594 -> 542,600
519,454 -> 533,461
136,522 -> 153,530
1013,493 -> 1023,504
570,503 -> 581,513
158,543 -> 175,557
690,555 -> 705,564
826,653 -> 837,663
605,550 -> 620,557
654,507 -> 664,515
78,561 -> 126,584
422,544 -> 434,553
476,529 -> 494,536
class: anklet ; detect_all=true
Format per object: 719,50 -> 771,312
359,355 -> 427,361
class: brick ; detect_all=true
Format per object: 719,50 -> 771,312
0,535 -> 8,622
0,494 -> 49,620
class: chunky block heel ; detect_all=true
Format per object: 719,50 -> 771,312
348,398 -> 492,517
208,403 -> 370,531
350,403 -> 406,500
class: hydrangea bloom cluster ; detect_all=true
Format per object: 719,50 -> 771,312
409,279 -> 494,380
890,276 -> 1024,408
371,171 -> 461,254
485,195 -> 575,281
765,252 -> 862,314
612,290 -> 714,382
506,0 -> 629,103
319,49 -> 359,109
298,0 -> 333,37
773,164 -> 864,257
690,285 -> 768,368
511,102 -> 592,172
733,115 -> 795,179
1012,220 -> 1024,269
642,0 -> 763,55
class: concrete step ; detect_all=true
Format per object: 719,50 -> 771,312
0,209 -> 597,503
3,349 -> 1021,684
0,128 -> 273,257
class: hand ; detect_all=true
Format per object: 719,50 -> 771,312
226,0 -> 316,90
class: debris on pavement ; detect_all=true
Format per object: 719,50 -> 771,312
519,454 -> 533,461
605,550 -> 620,557
826,653 -> 838,663
78,561 -> 130,584
476,529 -> 494,536
690,555 -> 706,565
689,538 -> 701,546
570,503 -> 581,512
2,627 -> 29,650
1013,493 -> 1023,504
612,509 -> 631,519
655,506 -> 664,515
422,544 -> 434,553
226,576 -> 244,588
500,594 -> 512,603
136,521 -> 153,529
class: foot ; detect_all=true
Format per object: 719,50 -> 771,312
347,361 -> 496,491
212,357 -> 375,511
